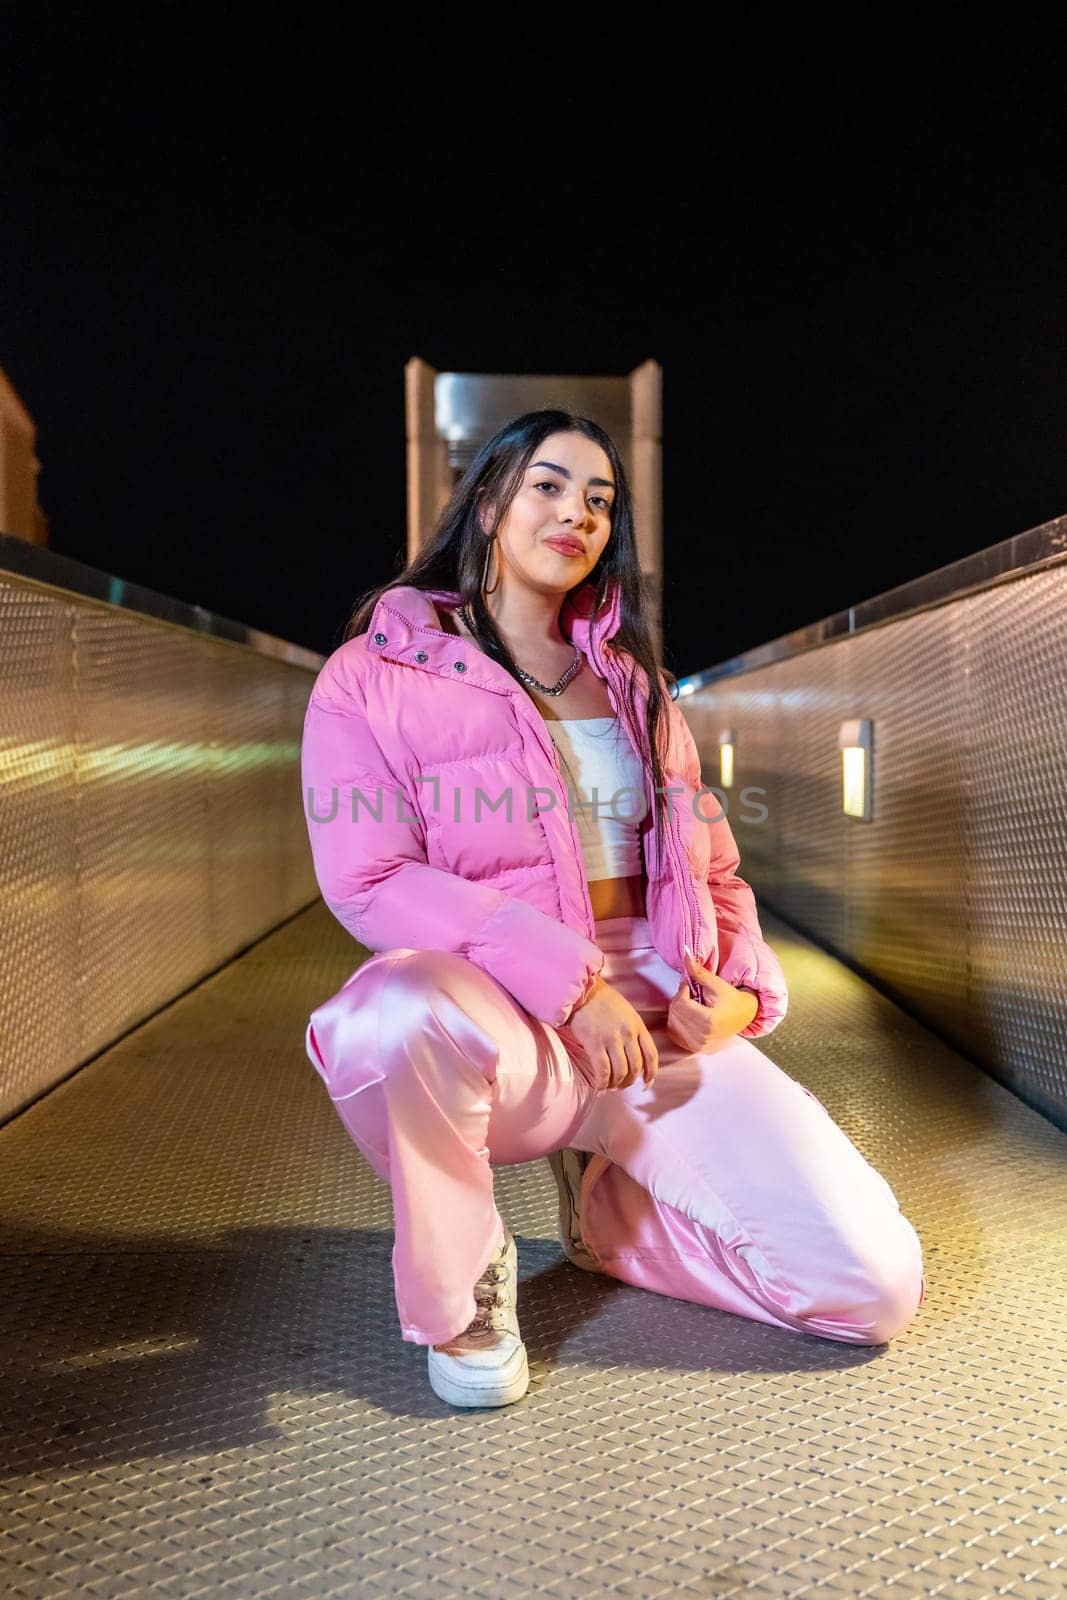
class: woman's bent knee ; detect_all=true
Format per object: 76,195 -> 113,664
306,946 -> 495,1100
835,1219 -> 926,1346
307,948 -> 434,1098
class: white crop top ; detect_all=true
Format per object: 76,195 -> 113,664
544,717 -> 645,881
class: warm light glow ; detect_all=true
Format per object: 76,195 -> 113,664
838,717 -> 873,820
718,728 -> 737,790
842,746 -> 867,817
0,736 -> 297,788
720,743 -> 734,789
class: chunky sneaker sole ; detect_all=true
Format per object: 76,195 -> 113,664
427,1337 -> 529,1409
427,1229 -> 530,1408
546,1147 -> 604,1274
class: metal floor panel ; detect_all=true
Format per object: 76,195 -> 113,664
1,905 -> 1065,1599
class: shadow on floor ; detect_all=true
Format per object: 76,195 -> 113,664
0,1218 -> 887,1471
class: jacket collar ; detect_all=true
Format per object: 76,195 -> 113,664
369,575 -> 625,679
560,575 -> 624,671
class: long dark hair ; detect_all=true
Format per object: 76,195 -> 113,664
344,408 -> 679,859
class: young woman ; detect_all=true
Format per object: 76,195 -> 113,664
301,409 -> 925,1408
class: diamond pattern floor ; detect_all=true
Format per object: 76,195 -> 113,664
1,903 -> 1064,1598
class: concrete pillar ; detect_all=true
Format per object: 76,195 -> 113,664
0,367 -> 47,545
405,357 -> 439,564
405,363 -> 663,661
629,358 -> 663,664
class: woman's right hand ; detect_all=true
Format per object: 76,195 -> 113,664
565,976 -> 659,1091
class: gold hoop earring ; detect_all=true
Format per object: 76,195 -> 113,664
482,532 -> 501,596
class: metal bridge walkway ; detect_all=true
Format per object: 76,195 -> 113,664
1,903 -> 1064,1599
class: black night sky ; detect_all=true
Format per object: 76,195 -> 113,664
1,15 -> 1064,678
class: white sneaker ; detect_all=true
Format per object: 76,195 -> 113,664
427,1226 -> 529,1408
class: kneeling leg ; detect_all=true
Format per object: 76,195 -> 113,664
572,1035 -> 925,1346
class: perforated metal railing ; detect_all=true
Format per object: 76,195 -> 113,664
0,533 -> 320,1122
680,512 -> 1067,1133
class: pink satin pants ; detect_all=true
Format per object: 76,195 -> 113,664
305,914 -> 925,1348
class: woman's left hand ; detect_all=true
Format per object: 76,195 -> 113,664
666,948 -> 760,1052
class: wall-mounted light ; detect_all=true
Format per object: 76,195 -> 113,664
718,728 -> 737,790
838,718 -> 873,820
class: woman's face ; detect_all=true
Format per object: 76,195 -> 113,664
483,430 -> 615,598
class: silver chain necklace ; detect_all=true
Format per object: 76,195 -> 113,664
458,605 -> 584,697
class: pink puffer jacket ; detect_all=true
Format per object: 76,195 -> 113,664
301,578 -> 788,1039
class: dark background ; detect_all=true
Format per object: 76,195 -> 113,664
1,13 -> 1064,677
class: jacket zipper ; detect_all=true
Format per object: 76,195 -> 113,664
601,649 -> 705,1001
669,792 -> 704,1000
